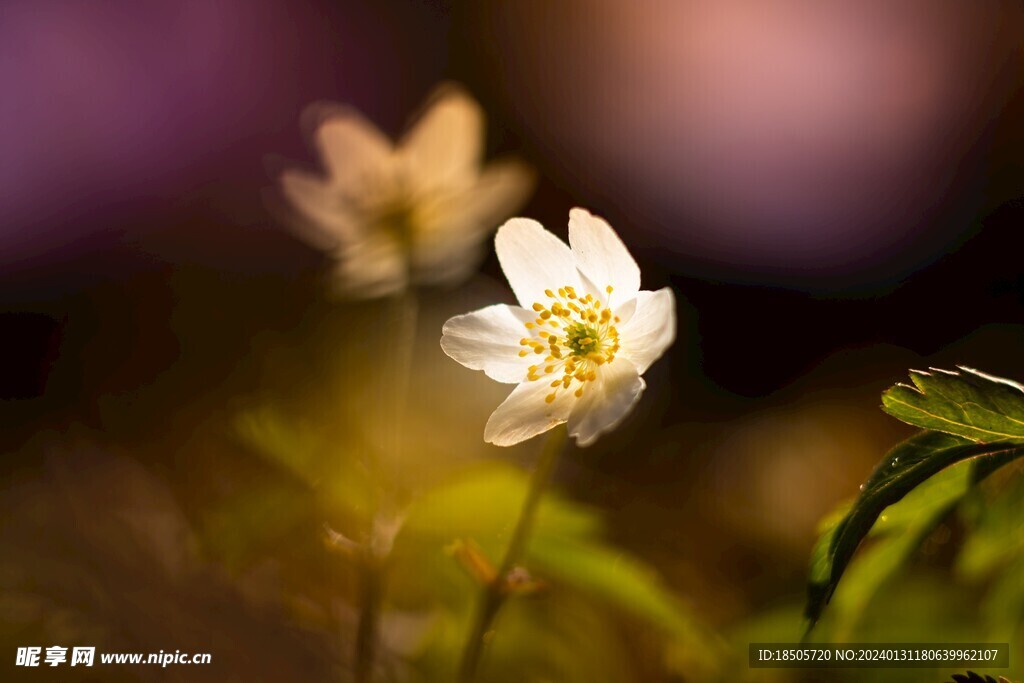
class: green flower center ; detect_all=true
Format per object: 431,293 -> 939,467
565,323 -> 600,358
518,284 -> 622,403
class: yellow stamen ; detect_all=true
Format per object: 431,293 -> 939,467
519,283 -> 621,404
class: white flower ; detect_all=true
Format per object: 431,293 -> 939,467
440,209 -> 676,447
278,84 -> 535,299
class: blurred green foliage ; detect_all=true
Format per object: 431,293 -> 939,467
792,367 -> 1024,683
805,431 -> 1022,629
224,401 -> 724,682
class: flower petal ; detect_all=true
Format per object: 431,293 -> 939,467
279,169 -> 360,249
494,218 -> 581,308
460,159 -> 537,228
440,304 -> 536,384
408,159 -> 536,286
484,379 -> 574,447
308,106 -> 393,186
568,358 -> 645,447
424,159 -> 537,238
399,84 -> 483,189
328,233 -> 407,299
617,287 -> 677,374
410,237 -> 485,286
568,208 -> 640,302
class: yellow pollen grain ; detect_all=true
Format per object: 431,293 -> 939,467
522,283 -> 623,402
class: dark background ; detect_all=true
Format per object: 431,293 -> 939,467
4,0 -> 1023,426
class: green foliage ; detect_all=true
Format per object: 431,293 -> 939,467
234,406 -> 372,514
806,439 -> 1024,633
393,462 -> 723,681
223,407 -> 724,683
958,475 -> 1024,579
945,672 -> 1015,683
882,367 -> 1024,443
823,459 -> 972,639
957,472 -> 1024,640
807,367 -> 1024,636
805,431 -> 1023,629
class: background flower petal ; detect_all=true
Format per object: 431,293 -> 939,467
279,169 -> 360,249
410,158 -> 536,284
495,218 -> 580,308
484,379 -> 574,446
426,159 -> 537,237
410,236 -> 486,286
307,105 -> 393,186
440,304 -> 536,383
568,358 -> 645,447
399,84 -> 483,189
329,232 -> 407,299
568,208 -> 641,301
617,287 -> 677,374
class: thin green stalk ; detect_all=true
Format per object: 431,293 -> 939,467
458,425 -> 568,683
353,555 -> 382,683
353,290 -> 419,683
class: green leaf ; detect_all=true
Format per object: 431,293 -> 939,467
530,535 -> 697,638
530,537 -> 724,679
399,463 -> 602,545
981,554 -> 1024,639
882,367 -> 1024,443
234,407 -> 328,487
958,476 -> 1024,579
825,460 -> 972,639
233,406 -> 372,514
804,431 -> 1024,631
391,462 -> 722,676
391,463 -> 610,610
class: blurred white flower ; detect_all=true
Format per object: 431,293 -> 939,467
441,209 -> 676,447
279,84 -> 535,299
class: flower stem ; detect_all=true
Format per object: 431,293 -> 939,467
458,425 -> 568,683
353,554 -> 382,683
353,290 -> 419,683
